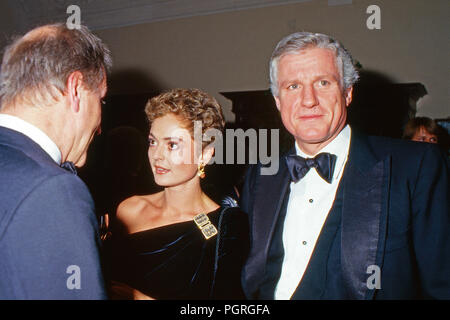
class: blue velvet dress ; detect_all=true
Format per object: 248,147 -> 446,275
104,206 -> 249,300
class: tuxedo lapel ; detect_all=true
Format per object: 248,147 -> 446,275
341,132 -> 390,300
244,152 -> 292,297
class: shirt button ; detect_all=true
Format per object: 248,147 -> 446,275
302,241 -> 307,245
309,199 -> 314,203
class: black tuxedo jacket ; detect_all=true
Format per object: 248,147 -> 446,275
240,130 -> 449,299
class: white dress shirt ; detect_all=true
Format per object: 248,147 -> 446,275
274,125 -> 351,300
0,114 -> 61,164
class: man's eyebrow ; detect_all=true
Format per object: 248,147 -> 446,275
279,78 -> 298,86
314,73 -> 339,80
280,74 -> 339,84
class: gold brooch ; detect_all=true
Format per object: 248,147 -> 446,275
193,213 -> 218,239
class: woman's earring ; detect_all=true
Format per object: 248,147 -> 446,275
198,162 -> 206,179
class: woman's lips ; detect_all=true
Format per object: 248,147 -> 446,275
154,166 -> 170,174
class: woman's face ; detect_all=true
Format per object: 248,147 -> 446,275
412,126 -> 438,144
148,113 -> 201,187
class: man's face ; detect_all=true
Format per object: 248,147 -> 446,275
73,78 -> 107,167
274,47 -> 353,155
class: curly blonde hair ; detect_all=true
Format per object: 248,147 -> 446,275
145,88 -> 225,148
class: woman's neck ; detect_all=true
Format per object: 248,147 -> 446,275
162,179 -> 216,216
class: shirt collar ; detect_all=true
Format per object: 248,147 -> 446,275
0,114 -> 62,164
295,124 -> 352,181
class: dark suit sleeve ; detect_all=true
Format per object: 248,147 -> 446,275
3,173 -> 107,299
411,145 -> 450,299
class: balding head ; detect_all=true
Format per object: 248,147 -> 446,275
22,25 -> 58,41
0,23 -> 112,108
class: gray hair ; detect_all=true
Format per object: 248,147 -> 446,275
269,32 -> 359,97
0,23 -> 112,107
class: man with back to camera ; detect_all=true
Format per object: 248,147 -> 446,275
0,23 -> 112,299
240,31 -> 449,299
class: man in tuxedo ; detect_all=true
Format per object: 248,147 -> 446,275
240,32 -> 449,299
0,23 -> 112,299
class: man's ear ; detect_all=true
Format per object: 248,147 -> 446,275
66,71 -> 84,113
274,95 -> 281,111
344,86 -> 353,107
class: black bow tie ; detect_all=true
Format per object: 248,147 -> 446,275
60,161 -> 78,175
285,152 -> 337,184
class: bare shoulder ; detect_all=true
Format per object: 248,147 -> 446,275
115,192 -> 164,234
116,196 -> 143,217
